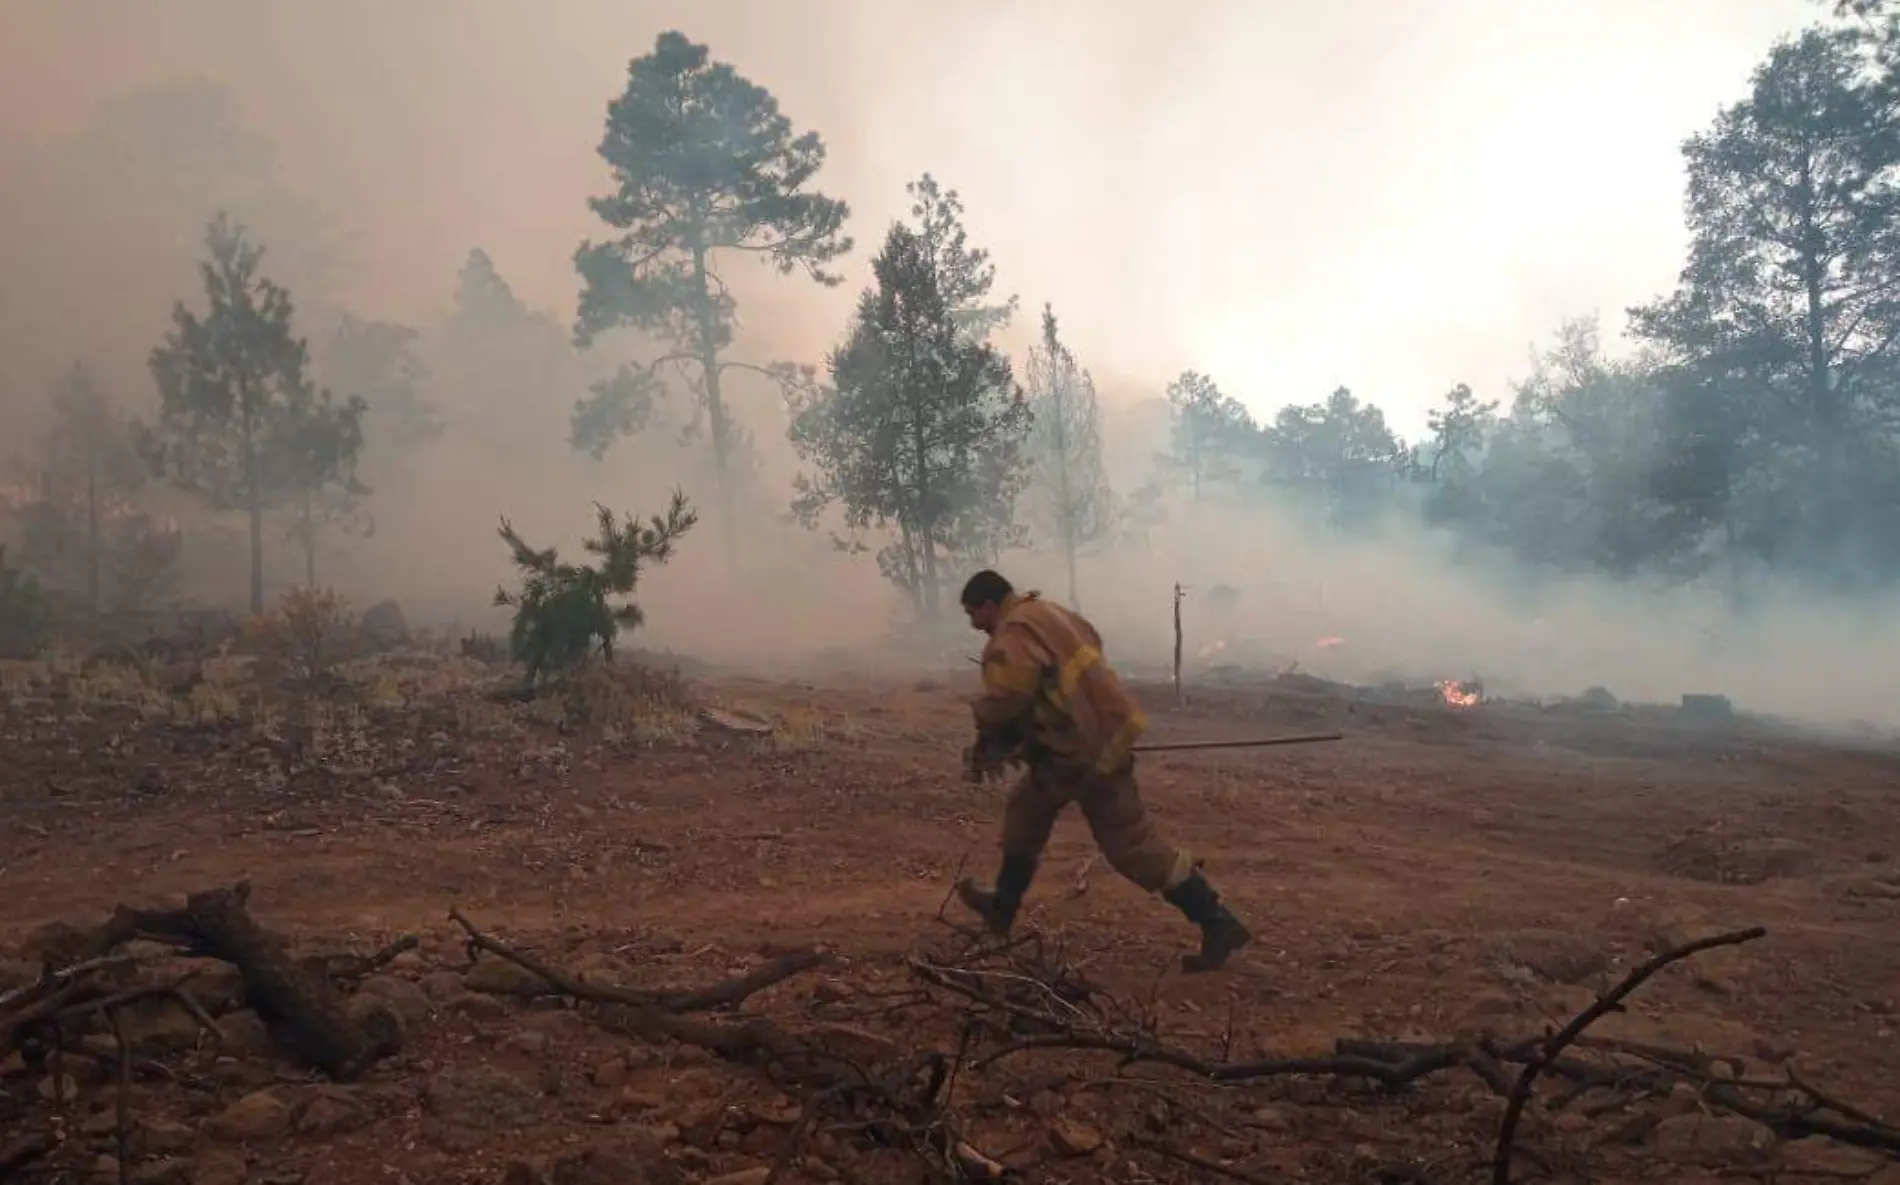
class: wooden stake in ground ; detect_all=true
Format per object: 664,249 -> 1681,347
1172,581 -> 1186,707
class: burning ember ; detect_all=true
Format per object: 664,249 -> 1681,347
1436,679 -> 1482,709
1314,635 -> 1346,650
1196,639 -> 1229,660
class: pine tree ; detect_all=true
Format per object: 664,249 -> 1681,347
787,222 -> 1028,615
1022,305 -> 1112,605
572,31 -> 850,533
142,213 -> 365,610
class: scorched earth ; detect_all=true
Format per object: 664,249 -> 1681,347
3,652 -> 1899,1185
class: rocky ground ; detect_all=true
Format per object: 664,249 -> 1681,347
3,649 -> 1900,1184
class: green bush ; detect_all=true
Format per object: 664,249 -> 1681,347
493,490 -> 696,685
0,545 -> 52,659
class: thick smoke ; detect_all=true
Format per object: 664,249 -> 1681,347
8,0 -> 1888,731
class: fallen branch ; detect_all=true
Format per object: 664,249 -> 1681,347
108,1008 -> 130,1185
448,908 -> 826,1012
1490,926 -> 1767,1185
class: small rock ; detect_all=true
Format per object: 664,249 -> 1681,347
748,1096 -> 802,1125
215,1010 -> 276,1058
1050,1118 -> 1104,1156
140,1118 -> 197,1155
37,1072 -> 77,1102
677,1099 -> 728,1148
356,975 -> 433,1024
1602,1112 -> 1656,1147
512,1030 -> 549,1055
190,966 -> 248,1016
188,1150 -> 249,1185
1653,1113 -> 1777,1165
295,1091 -> 367,1137
454,992 -> 510,1020
120,997 -> 208,1056
705,1169 -> 772,1185
1552,1111 -> 1595,1139
420,971 -> 467,1003
344,996 -> 407,1056
591,1058 -> 629,1088
205,1089 -> 293,1142
390,950 -> 427,974
1251,1106 -> 1291,1133
82,1108 -> 121,1136
618,1089 -> 666,1113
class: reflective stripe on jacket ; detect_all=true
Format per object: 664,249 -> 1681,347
971,591 -> 1147,774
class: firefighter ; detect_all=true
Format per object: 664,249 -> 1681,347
955,569 -> 1252,972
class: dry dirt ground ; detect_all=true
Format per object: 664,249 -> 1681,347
4,651 -> 1900,1185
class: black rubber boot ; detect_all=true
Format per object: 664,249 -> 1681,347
1162,870 -> 1253,973
956,853 -> 1039,936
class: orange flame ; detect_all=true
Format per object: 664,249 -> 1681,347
1437,679 -> 1481,709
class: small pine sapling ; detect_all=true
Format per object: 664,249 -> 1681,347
0,546 -> 52,660
494,491 -> 697,685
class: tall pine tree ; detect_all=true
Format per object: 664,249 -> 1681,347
1630,26 -> 1900,573
788,221 -> 1028,616
143,213 -> 364,610
1022,305 -> 1111,606
572,31 -> 851,534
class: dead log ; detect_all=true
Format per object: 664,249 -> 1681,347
75,882 -> 399,1081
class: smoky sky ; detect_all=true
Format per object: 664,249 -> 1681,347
2,0 -> 1820,434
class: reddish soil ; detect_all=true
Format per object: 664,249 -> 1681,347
4,658 -> 1900,1184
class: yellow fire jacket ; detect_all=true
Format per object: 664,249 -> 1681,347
971,591 -> 1148,774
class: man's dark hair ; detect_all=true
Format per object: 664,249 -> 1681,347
960,569 -> 1013,607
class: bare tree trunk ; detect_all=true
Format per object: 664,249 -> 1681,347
690,244 -> 735,567
85,455 -> 100,614
242,408 -> 265,615
247,502 -> 265,616
301,493 -> 317,589
897,519 -> 924,616
1172,582 -> 1185,707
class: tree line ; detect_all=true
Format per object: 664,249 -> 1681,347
11,7 -> 1900,629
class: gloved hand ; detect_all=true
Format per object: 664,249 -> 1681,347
963,734 -> 1016,784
